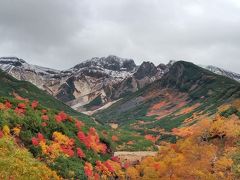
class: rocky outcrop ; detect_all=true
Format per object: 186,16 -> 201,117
134,61 -> 158,80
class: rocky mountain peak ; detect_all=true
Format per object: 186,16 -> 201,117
73,55 -> 137,72
0,56 -> 60,79
0,57 -> 26,67
134,61 -> 158,80
157,63 -> 168,71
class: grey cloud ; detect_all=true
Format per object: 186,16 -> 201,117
0,0 -> 240,73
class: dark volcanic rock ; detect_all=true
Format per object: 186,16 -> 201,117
122,59 -> 136,71
157,63 -> 168,71
56,76 -> 76,102
134,61 -> 158,80
73,55 -> 137,72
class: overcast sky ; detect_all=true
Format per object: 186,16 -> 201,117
0,0 -> 240,73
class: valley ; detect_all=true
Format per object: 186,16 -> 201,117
95,61 -> 240,142
0,56 -> 239,179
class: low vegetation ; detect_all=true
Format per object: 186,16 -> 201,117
0,137 -> 60,179
0,94 -> 155,179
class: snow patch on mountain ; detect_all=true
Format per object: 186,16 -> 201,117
203,65 -> 240,82
0,57 -> 60,75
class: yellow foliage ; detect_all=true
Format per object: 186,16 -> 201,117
53,131 -> 69,144
39,131 -> 74,160
109,160 -> 125,178
215,156 -> 233,171
0,137 -> 60,179
123,111 -> 240,180
12,126 -> 21,136
126,167 -> 139,180
52,131 -> 74,147
2,125 -> 10,135
39,140 -> 63,160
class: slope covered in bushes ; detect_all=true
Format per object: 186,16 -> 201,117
112,100 -> 240,179
0,94 -> 155,179
0,137 -> 60,179
0,69 -> 82,116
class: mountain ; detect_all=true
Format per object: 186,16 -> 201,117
203,65 -> 240,82
94,61 -> 240,141
1,56 -> 239,114
0,56 -> 168,113
0,65 -> 156,179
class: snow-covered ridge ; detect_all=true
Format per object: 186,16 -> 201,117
71,55 -> 136,72
0,57 -> 60,75
66,55 -> 137,81
0,55 -> 137,81
0,57 -> 26,63
203,65 -> 240,82
80,55 -> 136,69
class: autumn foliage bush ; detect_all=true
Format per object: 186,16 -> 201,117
123,113 -> 240,180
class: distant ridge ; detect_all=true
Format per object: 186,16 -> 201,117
0,56 -> 239,113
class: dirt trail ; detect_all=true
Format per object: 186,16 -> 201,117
114,151 -> 157,164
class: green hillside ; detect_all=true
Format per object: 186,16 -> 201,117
94,61 -> 240,142
0,70 -> 82,116
0,93 -> 154,178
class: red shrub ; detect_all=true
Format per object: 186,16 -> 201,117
104,161 -> 114,173
31,137 -> 39,146
77,131 -> 86,142
5,101 -> 12,109
41,122 -> 47,127
0,131 -> 3,138
75,120 -> 84,130
31,100 -> 38,109
61,146 -> 74,157
111,135 -> 119,142
18,103 -> 26,109
41,115 -> 49,121
55,115 -> 62,123
111,156 -> 120,163
42,109 -> 47,114
77,147 -> 85,158
37,133 -> 45,142
14,107 -> 26,115
84,162 -> 93,177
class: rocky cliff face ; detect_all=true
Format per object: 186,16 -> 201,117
109,61 -> 170,99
